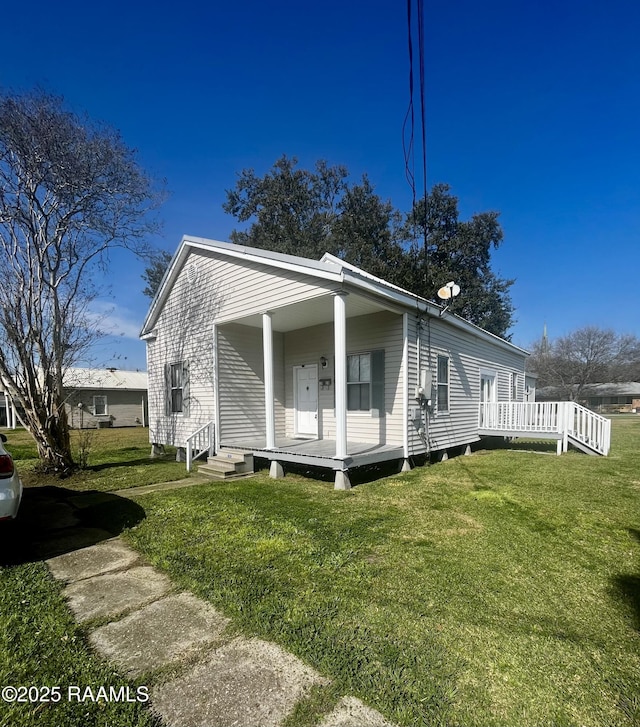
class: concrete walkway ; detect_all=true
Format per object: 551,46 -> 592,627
36,481 -> 398,727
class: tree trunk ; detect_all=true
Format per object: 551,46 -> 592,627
23,406 -> 75,474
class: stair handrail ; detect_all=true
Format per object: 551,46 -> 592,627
564,402 -> 611,455
186,420 -> 215,472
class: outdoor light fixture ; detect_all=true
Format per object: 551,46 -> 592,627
320,356 -> 328,369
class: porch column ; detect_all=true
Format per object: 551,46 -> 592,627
263,311 -> 276,450
334,292 -> 348,460
401,312 -> 411,472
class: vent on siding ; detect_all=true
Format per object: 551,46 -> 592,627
186,262 -> 199,284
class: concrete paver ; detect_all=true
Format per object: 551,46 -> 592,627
89,591 -> 231,676
29,477 -> 401,727
47,538 -> 140,582
318,696 -> 397,727
63,565 -> 171,622
151,636 -> 330,727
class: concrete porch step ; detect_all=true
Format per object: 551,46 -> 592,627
197,449 -> 255,479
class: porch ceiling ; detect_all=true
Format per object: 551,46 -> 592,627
223,293 -> 394,332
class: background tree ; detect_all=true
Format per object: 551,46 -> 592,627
528,326 -> 640,400
142,249 -> 173,299
332,175 -> 404,279
399,184 -> 514,337
223,155 -> 347,258
224,162 -> 515,338
0,90 -> 162,472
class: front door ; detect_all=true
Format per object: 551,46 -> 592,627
294,365 -> 318,437
480,370 -> 497,428
480,371 -> 497,403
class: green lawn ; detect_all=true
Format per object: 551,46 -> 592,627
0,427 -> 178,727
0,563 -> 162,727
5,427 -> 188,492
120,417 -> 640,727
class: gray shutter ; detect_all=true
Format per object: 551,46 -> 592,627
164,363 -> 171,416
371,349 -> 385,418
182,360 -> 190,417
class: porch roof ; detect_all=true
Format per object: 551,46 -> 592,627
214,290 -> 396,332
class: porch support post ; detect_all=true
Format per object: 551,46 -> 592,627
263,312 -> 276,450
334,292 -> 348,461
212,323 -> 221,452
269,460 -> 284,479
401,312 -> 411,472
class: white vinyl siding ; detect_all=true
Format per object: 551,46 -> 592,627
283,310 -> 404,446
407,315 -> 527,456
146,249 -> 334,447
217,323 -> 285,446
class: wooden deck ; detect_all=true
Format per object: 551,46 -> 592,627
221,437 -> 405,470
478,401 -> 611,456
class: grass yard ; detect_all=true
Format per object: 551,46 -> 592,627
5,426 -> 188,492
121,417 -> 640,727
0,563 -> 162,727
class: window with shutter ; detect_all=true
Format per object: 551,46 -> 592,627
346,350 -> 385,415
167,360 -> 189,414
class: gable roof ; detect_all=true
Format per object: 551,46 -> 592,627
141,236 -> 528,357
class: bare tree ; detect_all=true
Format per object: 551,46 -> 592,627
0,90 -> 163,472
529,326 -> 640,400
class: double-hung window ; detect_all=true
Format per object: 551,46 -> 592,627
510,372 -> 518,401
347,353 -> 371,411
93,395 -> 107,416
437,355 -> 450,412
170,362 -> 184,413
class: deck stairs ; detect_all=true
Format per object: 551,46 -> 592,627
196,448 -> 255,480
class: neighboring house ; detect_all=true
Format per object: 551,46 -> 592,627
0,385 -> 19,428
141,237 -> 610,488
538,382 -> 640,414
63,368 -> 149,428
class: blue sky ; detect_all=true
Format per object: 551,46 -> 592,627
3,0 -> 639,370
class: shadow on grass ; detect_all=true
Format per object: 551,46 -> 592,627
478,436 -> 559,454
0,485 -> 147,567
88,455 -> 176,472
610,528 -> 640,632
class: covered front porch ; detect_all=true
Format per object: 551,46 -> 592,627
213,289 -> 409,488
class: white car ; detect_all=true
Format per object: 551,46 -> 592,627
0,432 -> 22,521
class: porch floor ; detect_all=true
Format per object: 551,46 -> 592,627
220,437 -> 405,470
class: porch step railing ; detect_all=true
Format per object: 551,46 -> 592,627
565,403 -> 611,456
478,401 -> 610,456
186,420 -> 215,472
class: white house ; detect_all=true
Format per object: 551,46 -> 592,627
140,237 -> 610,488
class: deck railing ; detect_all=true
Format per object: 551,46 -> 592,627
478,401 -> 610,456
479,401 -> 565,433
186,420 -> 215,472
565,403 -> 611,456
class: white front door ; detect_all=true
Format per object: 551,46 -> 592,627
294,365 -> 318,437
